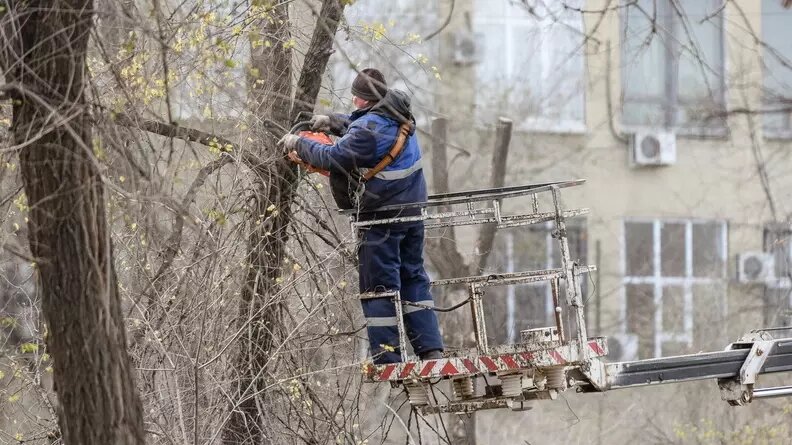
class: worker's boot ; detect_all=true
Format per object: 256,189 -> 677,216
419,349 -> 443,360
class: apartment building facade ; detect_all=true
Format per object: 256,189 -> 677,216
329,1 -> 792,441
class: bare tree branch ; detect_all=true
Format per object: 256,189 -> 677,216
424,0 -> 455,41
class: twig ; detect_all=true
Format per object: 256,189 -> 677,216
382,402 -> 417,445
0,185 -> 23,208
423,0 -> 455,41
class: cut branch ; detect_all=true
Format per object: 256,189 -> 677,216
476,117 -> 512,272
426,117 -> 469,279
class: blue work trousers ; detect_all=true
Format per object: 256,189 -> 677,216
358,221 -> 444,364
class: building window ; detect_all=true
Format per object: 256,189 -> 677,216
764,225 -> 792,325
621,0 -> 726,133
473,0 -> 586,133
622,220 -> 727,358
762,0 -> 792,138
484,222 -> 587,345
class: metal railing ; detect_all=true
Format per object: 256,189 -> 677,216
350,180 -> 594,361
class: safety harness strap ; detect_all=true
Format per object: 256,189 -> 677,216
361,122 -> 413,182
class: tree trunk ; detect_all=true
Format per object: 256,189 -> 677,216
222,1 -> 344,443
3,1 -> 145,443
475,117 -> 513,271
222,2 -> 293,442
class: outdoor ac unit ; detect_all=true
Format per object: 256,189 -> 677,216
453,31 -> 482,65
606,333 -> 638,362
737,252 -> 775,283
630,130 -> 676,166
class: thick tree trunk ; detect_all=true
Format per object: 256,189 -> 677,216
223,3 -> 294,443
223,1 -> 344,443
3,1 -> 145,443
290,0 -> 345,118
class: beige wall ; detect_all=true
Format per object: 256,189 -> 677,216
416,1 -> 792,442
425,0 -> 790,337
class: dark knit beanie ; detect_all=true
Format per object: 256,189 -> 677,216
351,68 -> 388,102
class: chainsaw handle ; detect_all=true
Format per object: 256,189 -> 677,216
290,120 -> 313,135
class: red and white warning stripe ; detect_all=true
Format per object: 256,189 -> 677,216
365,338 -> 608,382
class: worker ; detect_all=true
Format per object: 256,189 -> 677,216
278,68 -> 444,364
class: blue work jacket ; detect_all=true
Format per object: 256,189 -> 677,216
296,89 -> 427,220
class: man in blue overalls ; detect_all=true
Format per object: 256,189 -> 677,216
279,68 -> 444,364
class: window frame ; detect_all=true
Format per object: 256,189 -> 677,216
472,0 -> 587,134
765,224 -> 792,289
763,224 -> 792,325
760,0 -> 792,140
619,0 -> 728,137
621,218 -> 728,358
501,229 -> 556,343
496,220 -> 587,343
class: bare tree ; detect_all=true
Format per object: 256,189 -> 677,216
0,1 -> 145,443
223,1 -> 345,442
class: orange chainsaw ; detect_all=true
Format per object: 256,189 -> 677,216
288,120 -> 332,177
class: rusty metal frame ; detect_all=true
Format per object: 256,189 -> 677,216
430,266 -> 595,288
354,180 -> 592,363
551,185 -> 589,356
356,179 -> 614,414
393,291 -> 409,362
470,284 -> 489,354
354,179 -> 792,415
347,180 -> 588,232
341,179 -> 586,216
351,205 -> 587,231
551,279 -> 566,343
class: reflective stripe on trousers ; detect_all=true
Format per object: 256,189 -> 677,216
365,300 -> 434,326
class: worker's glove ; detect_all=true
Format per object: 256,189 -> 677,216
312,114 -> 349,136
277,134 -> 301,151
310,114 -> 331,131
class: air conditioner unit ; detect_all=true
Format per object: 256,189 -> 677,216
737,252 -> 775,283
606,333 -> 638,362
630,130 -> 676,167
452,31 -> 482,65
